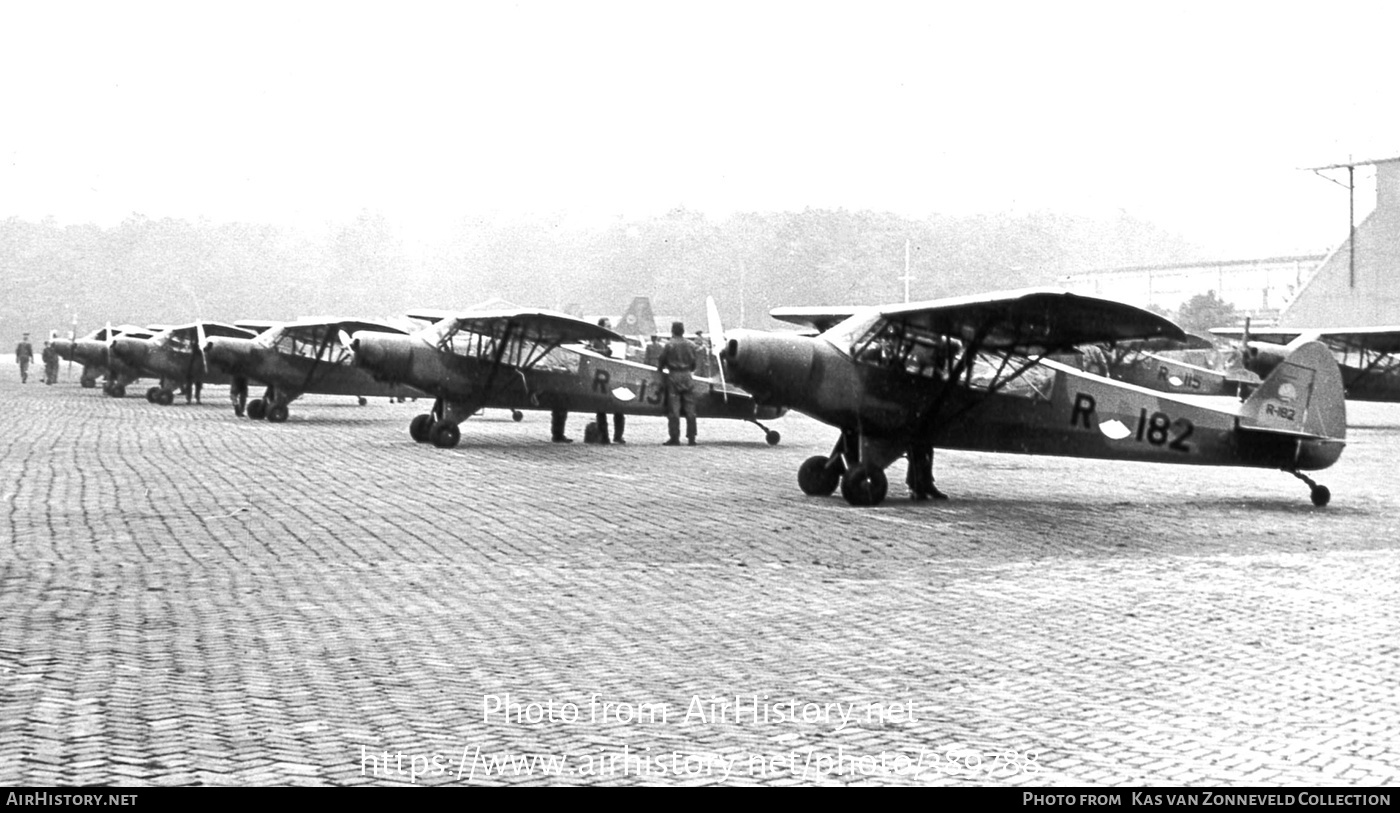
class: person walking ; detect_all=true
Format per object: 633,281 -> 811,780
590,318 -> 625,444
15,333 -> 34,383
657,321 -> 698,446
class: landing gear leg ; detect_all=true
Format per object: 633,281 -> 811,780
1290,470 -> 1331,507
748,418 -> 781,445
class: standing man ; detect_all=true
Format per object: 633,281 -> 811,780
590,317 -> 625,444
550,408 -> 573,443
657,320 -> 698,446
41,339 -> 60,385
15,333 -> 34,383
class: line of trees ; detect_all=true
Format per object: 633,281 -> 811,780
3,207 -> 1200,338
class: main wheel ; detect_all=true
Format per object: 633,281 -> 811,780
430,420 -> 461,449
246,398 -> 267,420
798,455 -> 842,496
409,413 -> 434,443
81,378 -> 97,389
156,389 -> 175,406
840,464 -> 889,507
266,404 -> 289,423
765,430 -> 781,446
145,386 -> 161,402
1311,485 -> 1331,507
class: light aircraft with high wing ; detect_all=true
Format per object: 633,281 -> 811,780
718,289 -> 1346,507
346,308 -> 785,448
110,322 -> 260,404
203,317 -> 427,422
50,324 -> 159,396
1212,325 -> 1400,402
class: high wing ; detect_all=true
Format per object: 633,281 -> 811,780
442,309 -> 625,346
870,288 -> 1184,354
1211,325 -> 1400,355
769,307 -> 861,333
163,321 -> 259,340
280,317 -> 414,339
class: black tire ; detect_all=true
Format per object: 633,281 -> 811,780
430,420 -> 461,449
840,464 -> 889,507
156,389 -> 175,406
145,386 -> 161,402
511,410 -> 524,422
112,384 -> 126,398
1311,486 -> 1331,507
798,455 -> 842,496
357,397 -> 368,406
246,399 -> 267,420
765,430 -> 781,446
81,378 -> 97,389
409,414 -> 433,443
266,404 -> 289,423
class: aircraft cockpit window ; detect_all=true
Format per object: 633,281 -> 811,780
436,323 -> 575,372
848,319 -> 961,380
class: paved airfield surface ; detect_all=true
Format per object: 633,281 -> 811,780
1,375 -> 1397,786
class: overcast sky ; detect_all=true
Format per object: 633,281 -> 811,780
3,1 -> 1396,258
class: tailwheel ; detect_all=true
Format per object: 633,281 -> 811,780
246,398 -> 268,420
511,410 -> 524,422
1291,470 -> 1331,507
430,419 -> 461,449
145,386 -> 161,402
409,413 -> 434,443
156,389 -> 174,406
358,396 -> 368,406
840,464 -> 888,507
765,430 -> 781,446
266,404 -> 289,423
798,455 -> 843,496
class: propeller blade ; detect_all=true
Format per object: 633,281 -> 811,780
338,329 -> 355,353
706,296 -> 728,401
195,319 -> 209,375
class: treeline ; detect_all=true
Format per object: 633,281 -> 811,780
2,207 -> 1198,337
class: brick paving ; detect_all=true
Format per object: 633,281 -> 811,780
0,375 -> 1397,786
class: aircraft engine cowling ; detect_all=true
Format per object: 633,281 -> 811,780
1241,340 -> 1293,380
109,337 -> 149,367
721,329 -> 816,409
350,332 -> 414,383
204,336 -> 257,376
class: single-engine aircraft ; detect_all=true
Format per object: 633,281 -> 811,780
110,321 -> 259,404
347,308 -> 785,448
1211,325 -> 1400,402
50,324 -> 156,392
204,317 -> 426,422
772,308 -> 1260,398
718,289 -> 1345,507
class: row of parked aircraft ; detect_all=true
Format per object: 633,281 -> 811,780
51,288 -> 1383,509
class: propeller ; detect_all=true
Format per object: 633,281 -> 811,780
338,328 -> 355,351
706,295 -> 728,401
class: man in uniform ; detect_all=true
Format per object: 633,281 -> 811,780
15,333 -> 34,383
590,318 -> 625,444
41,339 -> 60,384
656,321 -> 698,445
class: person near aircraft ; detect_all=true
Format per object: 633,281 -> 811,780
590,318 -> 625,444
15,333 -> 34,383
657,321 -> 699,446
551,408 -> 572,443
644,334 -> 664,366
230,375 -> 249,417
41,339 -> 60,385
